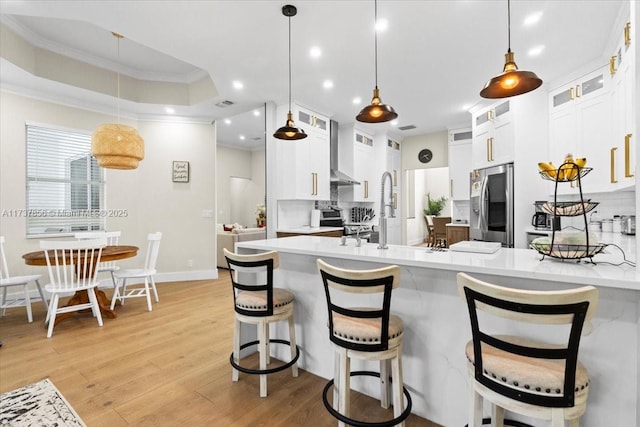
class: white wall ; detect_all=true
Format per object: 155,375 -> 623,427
0,91 -> 216,279
216,145 -> 265,227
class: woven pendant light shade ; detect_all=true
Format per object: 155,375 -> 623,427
92,124 -> 144,169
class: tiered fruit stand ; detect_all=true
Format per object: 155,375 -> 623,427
534,162 -> 606,263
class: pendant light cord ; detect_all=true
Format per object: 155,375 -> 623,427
374,0 -> 378,88
507,0 -> 511,53
117,35 -> 121,124
288,14 -> 292,112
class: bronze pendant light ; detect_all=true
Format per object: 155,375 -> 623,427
480,0 -> 543,99
356,0 -> 398,123
274,4 -> 307,140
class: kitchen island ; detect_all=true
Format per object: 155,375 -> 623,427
236,236 -> 639,427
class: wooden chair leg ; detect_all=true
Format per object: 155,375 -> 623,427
23,285 -> 33,323
259,320 -> 268,397
46,294 -> 59,338
391,350 -> 404,427
288,314 -> 298,377
380,358 -> 390,408
469,385 -> 483,427
35,280 -> 48,311
232,318 -> 240,382
144,277 -> 152,311
491,404 -> 504,427
338,349 -> 350,427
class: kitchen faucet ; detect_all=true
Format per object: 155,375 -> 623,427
378,171 -> 395,249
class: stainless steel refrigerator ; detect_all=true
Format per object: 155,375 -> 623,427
469,163 -> 514,247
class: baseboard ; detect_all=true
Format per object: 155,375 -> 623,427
2,270 -> 219,302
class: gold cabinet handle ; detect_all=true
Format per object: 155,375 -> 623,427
611,147 -> 618,183
575,85 -> 581,98
450,179 -> 453,197
610,55 -> 617,75
311,172 -> 318,195
487,109 -> 494,121
569,87 -> 575,100
393,193 -> 397,209
625,133 -> 634,178
364,180 -> 369,199
486,138 -> 490,161
625,22 -> 631,46
393,169 -> 397,186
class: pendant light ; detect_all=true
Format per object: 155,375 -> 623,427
274,5 -> 307,140
480,0 -> 542,98
356,0 -> 397,123
92,32 -> 144,169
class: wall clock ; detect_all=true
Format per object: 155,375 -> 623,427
418,148 -> 433,164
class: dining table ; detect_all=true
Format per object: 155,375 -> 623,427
22,245 -> 138,324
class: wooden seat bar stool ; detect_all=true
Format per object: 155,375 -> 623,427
457,272 -> 598,427
224,249 -> 299,397
317,259 -> 412,427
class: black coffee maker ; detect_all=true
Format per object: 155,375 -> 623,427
532,202 -> 561,230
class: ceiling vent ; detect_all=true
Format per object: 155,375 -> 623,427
215,100 -> 235,108
398,124 -> 416,131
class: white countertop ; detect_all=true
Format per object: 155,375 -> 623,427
524,227 -> 636,259
237,235 -> 639,291
446,222 -> 470,227
275,226 -> 343,234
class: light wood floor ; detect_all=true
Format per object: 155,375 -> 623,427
0,271 -> 440,426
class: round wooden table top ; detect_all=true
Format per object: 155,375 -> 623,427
22,245 -> 139,266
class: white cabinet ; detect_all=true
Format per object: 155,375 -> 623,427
548,67 -> 612,195
276,103 -> 330,200
471,100 -> 514,169
609,14 -> 635,189
352,131 -> 376,202
448,128 -> 472,200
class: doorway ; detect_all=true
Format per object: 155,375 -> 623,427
404,167 -> 449,246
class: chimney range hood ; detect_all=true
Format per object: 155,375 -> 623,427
330,120 -> 360,186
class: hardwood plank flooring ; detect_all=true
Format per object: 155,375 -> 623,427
0,272 -> 440,426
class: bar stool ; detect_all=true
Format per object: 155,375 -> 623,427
457,272 -> 598,427
224,249 -> 299,397
317,259 -> 412,427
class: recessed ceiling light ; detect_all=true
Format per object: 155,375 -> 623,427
390,120 -> 399,126
523,11 -> 543,27
528,45 -> 545,56
232,80 -> 244,90
253,110 -> 261,117
352,97 -> 362,105
375,18 -> 388,32
239,135 -> 246,140
323,80 -> 334,89
224,118 -> 232,125
165,107 -> 175,114
309,46 -> 322,58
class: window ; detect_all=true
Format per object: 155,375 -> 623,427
26,123 -> 105,236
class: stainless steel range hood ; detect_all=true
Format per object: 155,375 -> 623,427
330,120 -> 360,186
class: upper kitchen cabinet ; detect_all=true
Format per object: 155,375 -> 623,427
471,100 -> 514,169
276,103 -> 330,200
338,125 -> 378,203
609,8 -> 635,190
448,128 -> 472,200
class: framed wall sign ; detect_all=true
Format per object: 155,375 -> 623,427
172,161 -> 190,183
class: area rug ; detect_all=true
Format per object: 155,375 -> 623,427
0,378 -> 86,426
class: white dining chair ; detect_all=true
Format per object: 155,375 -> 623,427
41,237 -> 107,338
0,236 -> 48,322
111,232 -> 162,312
75,230 -> 121,288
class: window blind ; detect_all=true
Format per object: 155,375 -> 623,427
26,124 -> 105,236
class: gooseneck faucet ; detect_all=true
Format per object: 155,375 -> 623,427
378,171 -> 395,249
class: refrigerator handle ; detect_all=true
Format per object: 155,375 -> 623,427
479,176 -> 488,232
